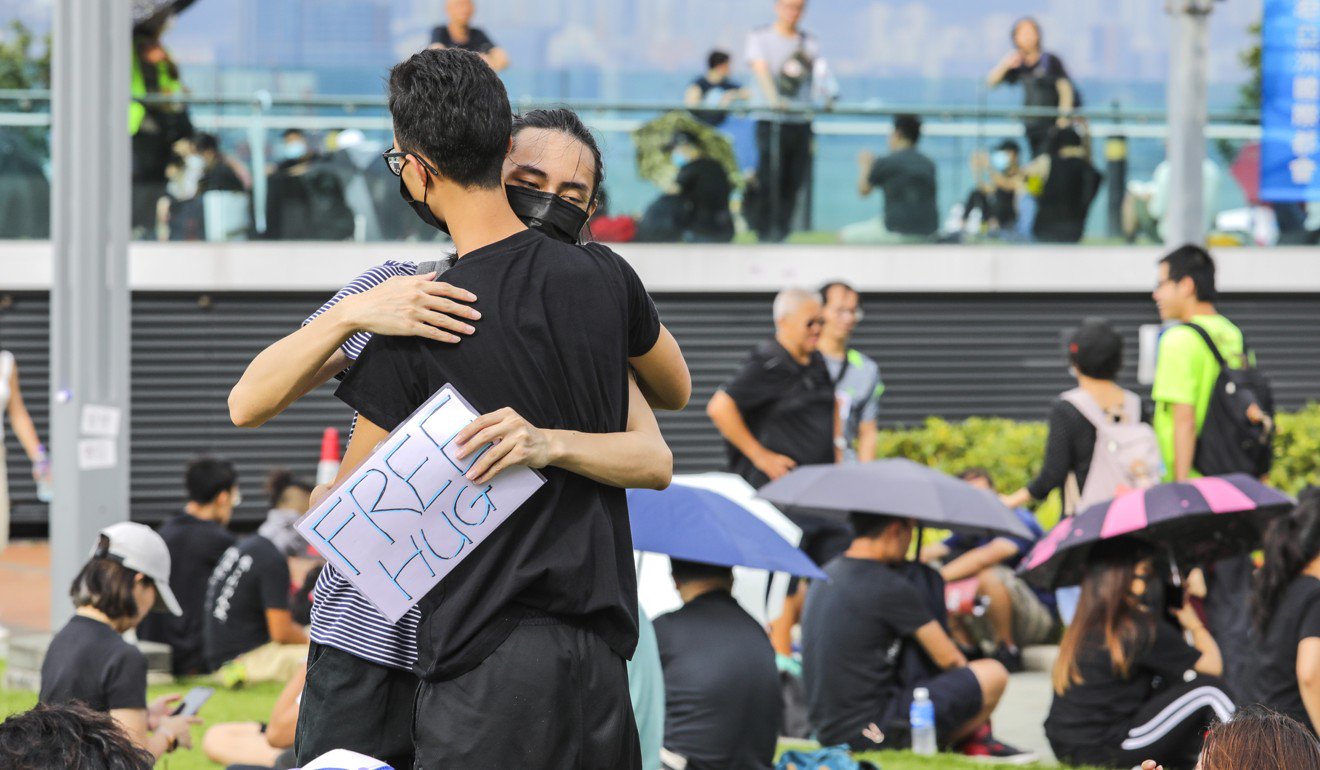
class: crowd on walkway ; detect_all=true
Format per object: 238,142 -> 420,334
1,33 -> 1319,770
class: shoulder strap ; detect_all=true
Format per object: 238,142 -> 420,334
1059,387 -> 1108,430
1181,322 -> 1228,369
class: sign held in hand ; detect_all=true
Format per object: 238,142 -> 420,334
296,384 -> 545,624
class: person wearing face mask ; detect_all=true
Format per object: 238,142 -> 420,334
1045,539 -> 1233,770
274,129 -> 313,172
39,524 -> 202,763
963,139 -> 1024,237
637,133 -> 734,244
138,456 -> 240,677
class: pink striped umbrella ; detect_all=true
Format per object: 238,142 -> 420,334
1018,474 -> 1292,589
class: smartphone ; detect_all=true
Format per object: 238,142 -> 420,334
171,687 -> 214,717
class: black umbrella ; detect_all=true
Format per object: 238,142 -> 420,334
1018,474 -> 1294,590
133,0 -> 199,28
757,459 -> 1033,539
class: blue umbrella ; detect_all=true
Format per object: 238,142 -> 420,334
628,485 -> 827,579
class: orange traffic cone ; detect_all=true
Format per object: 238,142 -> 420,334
317,427 -> 341,486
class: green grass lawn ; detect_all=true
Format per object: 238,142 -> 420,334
2,660 -> 1099,770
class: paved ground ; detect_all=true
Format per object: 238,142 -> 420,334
995,669 -> 1057,764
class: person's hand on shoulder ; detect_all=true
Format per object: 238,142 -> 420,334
337,273 -> 480,344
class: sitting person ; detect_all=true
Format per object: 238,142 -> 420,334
921,468 -> 1055,673
962,140 -> 1025,237
1045,538 -> 1234,769
637,134 -> 734,244
684,50 -> 751,127
39,523 -> 201,763
1027,124 -> 1102,244
1246,490 -> 1320,734
800,513 -> 1032,761
840,114 -> 938,244
201,663 -> 304,770
1122,151 -> 1221,244
203,501 -> 316,685
653,559 -> 780,770
0,702 -> 155,770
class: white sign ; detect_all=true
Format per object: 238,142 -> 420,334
296,384 -> 545,624
80,404 -> 122,438
77,438 -> 117,470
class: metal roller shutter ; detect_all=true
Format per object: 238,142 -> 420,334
1,290 -> 1316,531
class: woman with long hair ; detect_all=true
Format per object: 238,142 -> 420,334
1246,489 -> 1320,734
1044,538 -> 1234,769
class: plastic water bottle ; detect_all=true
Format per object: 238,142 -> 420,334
910,686 -> 937,756
34,444 -> 52,503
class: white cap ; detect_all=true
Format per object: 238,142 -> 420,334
94,522 -> 182,617
296,749 -> 393,770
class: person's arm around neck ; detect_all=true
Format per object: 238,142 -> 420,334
630,325 -> 691,411
706,390 -> 795,481
6,360 -> 42,463
913,620 -> 969,671
1297,637 -> 1320,734
265,608 -> 309,646
939,539 -> 1020,583
1171,403 -> 1197,481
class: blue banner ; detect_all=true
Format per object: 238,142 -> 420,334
1262,0 -> 1320,201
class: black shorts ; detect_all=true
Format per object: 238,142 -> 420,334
294,642 -> 417,770
412,616 -> 641,769
839,667 -> 984,751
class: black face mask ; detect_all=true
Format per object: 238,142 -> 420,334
399,178 -> 448,234
505,185 -> 590,244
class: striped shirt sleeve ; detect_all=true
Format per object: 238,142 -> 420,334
302,260 -> 418,362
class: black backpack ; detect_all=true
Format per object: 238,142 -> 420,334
1183,322 -> 1276,477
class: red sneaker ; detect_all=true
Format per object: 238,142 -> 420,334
955,724 -> 1039,765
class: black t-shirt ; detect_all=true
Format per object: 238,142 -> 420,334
867,148 -> 938,237
653,591 -> 781,770
1003,52 -> 1072,122
721,340 -> 835,489
690,76 -> 743,125
203,535 -> 291,669
137,512 -> 237,675
1248,575 -> 1320,731
336,228 -> 662,681
430,25 -> 496,53
801,558 -> 936,747
676,158 -> 732,228
1044,613 -> 1202,751
39,615 -> 147,713
1034,156 -> 1102,244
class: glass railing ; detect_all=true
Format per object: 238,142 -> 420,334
0,89 -> 1291,246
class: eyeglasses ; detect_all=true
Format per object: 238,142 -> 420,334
381,150 -> 440,178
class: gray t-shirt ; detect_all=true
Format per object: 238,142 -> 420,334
745,25 -> 821,121
823,349 -> 884,463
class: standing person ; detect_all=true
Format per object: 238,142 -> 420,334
922,469 -> 1055,673
137,456 -> 239,677
0,350 -> 48,554
707,287 -> 843,657
429,0 -> 509,71
1151,244 -> 1263,695
39,523 -> 201,763
684,51 -> 750,127
1044,539 -> 1234,770
840,114 -> 939,244
130,15 -> 191,238
328,49 -> 674,769
653,560 -> 781,770
816,281 -> 883,464
1247,491 -> 1320,734
986,17 -> 1078,158
744,0 -> 834,242
801,513 -> 1030,760
1000,319 -> 1160,623
1029,125 -> 1103,244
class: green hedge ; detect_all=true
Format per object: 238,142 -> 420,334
875,402 -> 1320,530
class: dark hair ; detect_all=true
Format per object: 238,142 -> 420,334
1048,125 -> 1083,155
959,467 -> 994,487
70,536 -> 151,622
819,281 -> 857,305
185,455 -> 237,505
1200,705 -> 1320,770
1160,243 -> 1218,302
893,114 -> 921,145
708,50 -> 730,70
670,558 -> 734,585
193,132 -> 219,154
1253,495 -> 1320,634
1067,318 -> 1124,380
281,128 -> 305,140
1011,16 -> 1041,45
994,138 -> 1021,156
1054,538 -> 1156,694
388,48 -> 510,190
849,512 -> 897,540
511,108 -> 605,205
265,467 -> 313,509
0,702 -> 154,770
